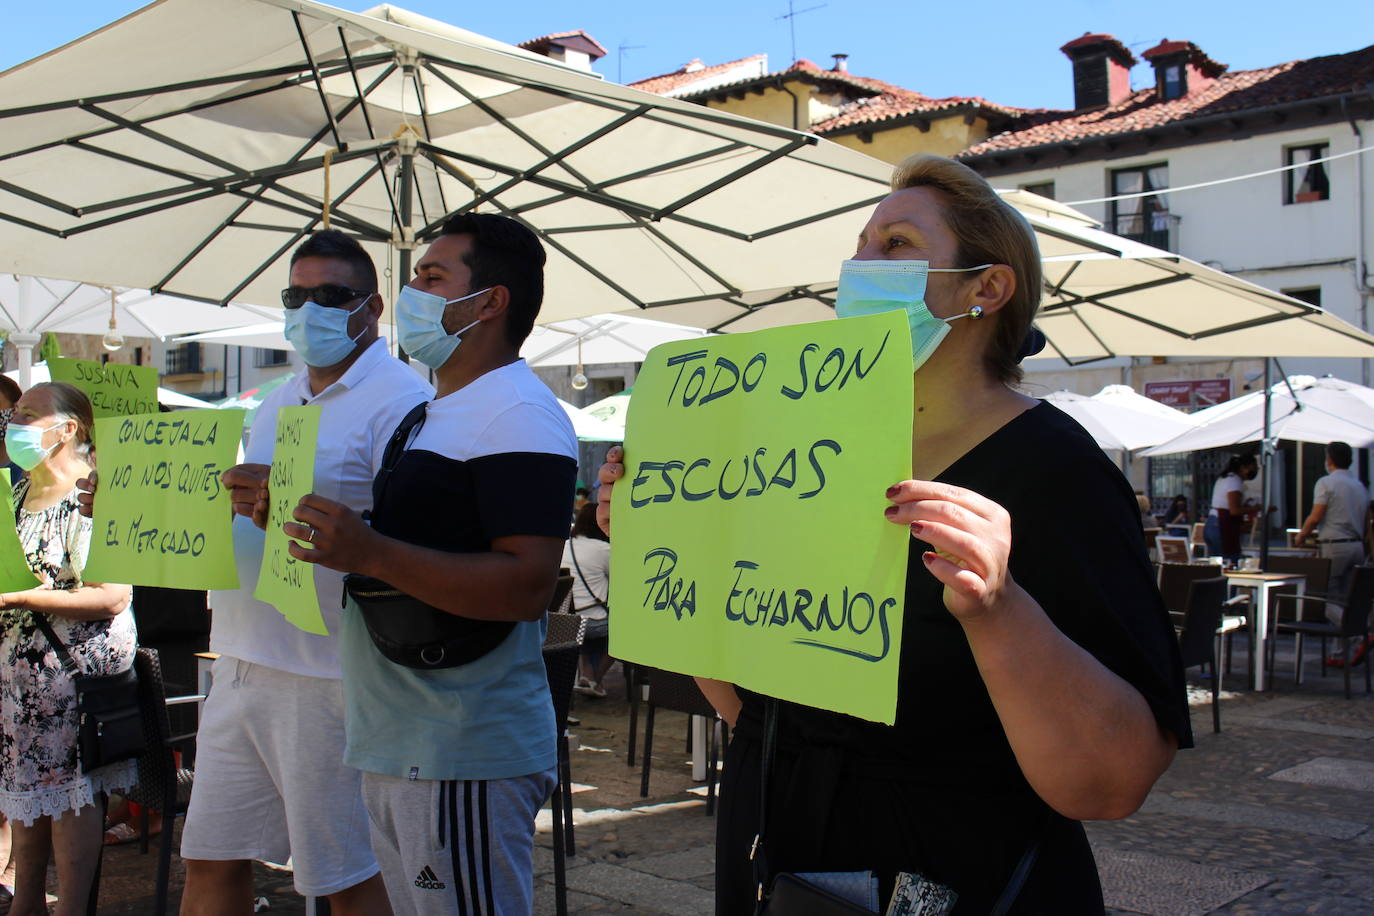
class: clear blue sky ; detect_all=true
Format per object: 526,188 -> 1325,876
2,0 -> 1369,111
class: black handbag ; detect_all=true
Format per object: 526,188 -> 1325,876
345,401 -> 514,670
753,699 -> 1043,916
32,612 -> 145,772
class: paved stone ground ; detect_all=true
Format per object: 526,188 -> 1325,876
46,636 -> 1374,912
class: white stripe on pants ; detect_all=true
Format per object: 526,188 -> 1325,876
361,768 -> 556,916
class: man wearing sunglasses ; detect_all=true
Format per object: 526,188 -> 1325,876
109,231 -> 430,915
279,213 -> 578,914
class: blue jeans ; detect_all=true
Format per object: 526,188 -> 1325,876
1203,515 -> 1222,558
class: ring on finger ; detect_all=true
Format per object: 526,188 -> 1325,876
304,526 -> 316,544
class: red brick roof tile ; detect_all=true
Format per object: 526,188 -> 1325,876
961,44 -> 1374,158
1141,40 -> 1227,78
627,55 -> 767,95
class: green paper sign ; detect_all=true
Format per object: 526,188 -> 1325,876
254,405 -> 326,635
85,410 -> 245,589
609,310 -> 913,724
47,358 -> 159,418
0,470 -> 40,592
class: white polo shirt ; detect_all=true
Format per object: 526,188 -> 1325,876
209,338 -> 433,680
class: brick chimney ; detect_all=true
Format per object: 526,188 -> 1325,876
1060,33 -> 1137,110
1141,40 -> 1227,101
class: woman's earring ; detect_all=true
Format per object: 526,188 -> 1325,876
967,305 -> 984,320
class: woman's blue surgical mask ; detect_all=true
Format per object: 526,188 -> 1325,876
395,285 -> 489,370
835,259 -> 990,370
5,419 -> 68,471
282,297 -> 371,368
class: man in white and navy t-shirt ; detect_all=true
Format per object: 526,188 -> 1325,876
287,213 -> 577,915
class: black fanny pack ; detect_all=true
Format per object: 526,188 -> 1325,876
343,573 -> 514,670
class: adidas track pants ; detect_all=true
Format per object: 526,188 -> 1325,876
361,768 -> 557,915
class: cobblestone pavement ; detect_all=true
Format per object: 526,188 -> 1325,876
73,639 -> 1374,913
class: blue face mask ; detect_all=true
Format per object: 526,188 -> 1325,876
395,285 -> 488,370
5,420 -> 68,471
834,259 -> 989,370
283,298 -> 370,368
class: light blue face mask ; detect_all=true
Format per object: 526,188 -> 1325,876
395,285 -> 489,370
5,419 -> 68,471
283,297 -> 370,368
834,259 -> 990,370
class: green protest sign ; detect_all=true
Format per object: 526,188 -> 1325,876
609,310 -> 913,724
254,405 -> 326,635
0,470 -> 40,592
85,409 -> 245,589
47,358 -> 159,418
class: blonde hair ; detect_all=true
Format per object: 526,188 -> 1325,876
890,154 -> 1043,385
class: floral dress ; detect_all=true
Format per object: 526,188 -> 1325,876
0,479 -> 137,824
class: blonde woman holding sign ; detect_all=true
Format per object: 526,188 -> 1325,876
598,155 -> 1189,914
0,382 -> 133,916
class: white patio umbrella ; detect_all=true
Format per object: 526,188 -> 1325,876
5,364 -> 217,410
521,313 -> 709,367
0,0 -> 914,324
581,389 -> 631,435
1040,388 -> 1197,452
556,398 -> 623,442
174,311 -> 710,367
1142,376 -> 1374,455
630,215 -> 1374,360
0,274 -> 288,386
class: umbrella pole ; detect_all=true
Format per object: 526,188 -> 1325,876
395,133 -> 417,363
1261,358 -> 1273,570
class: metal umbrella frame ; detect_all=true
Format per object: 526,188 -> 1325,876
0,0 -> 911,322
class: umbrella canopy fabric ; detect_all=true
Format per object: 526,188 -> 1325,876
520,313 -> 709,367
5,364 -> 217,410
556,398 -> 624,442
0,0 -> 919,323
1040,388 -> 1197,452
631,215 -> 1374,359
0,275 -> 284,341
1142,376 -> 1374,455
581,388 -> 630,435
175,311 -> 709,367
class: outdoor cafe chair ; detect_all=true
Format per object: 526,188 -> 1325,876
542,605 -> 585,916
635,667 -> 727,816
1271,565 -> 1374,699
123,646 -> 203,916
1156,535 -> 1192,565
1158,563 -> 1248,680
1175,577 -> 1229,733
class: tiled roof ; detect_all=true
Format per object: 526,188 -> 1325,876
813,88 -> 1033,133
962,43 -> 1374,157
627,55 -> 767,96
517,30 -> 609,59
634,56 -> 1030,132
1141,39 -> 1227,78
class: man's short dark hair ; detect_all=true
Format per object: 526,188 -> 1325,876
290,229 -> 378,293
438,213 -> 546,347
1328,441 -> 1353,469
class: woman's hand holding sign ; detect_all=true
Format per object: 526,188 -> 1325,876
284,494 -> 378,574
883,479 -> 1027,624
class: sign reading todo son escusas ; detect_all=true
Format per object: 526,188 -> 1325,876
609,309 -> 912,724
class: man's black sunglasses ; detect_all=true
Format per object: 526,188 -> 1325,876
280,284 -> 373,310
